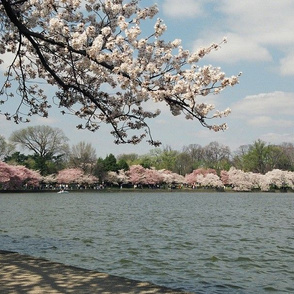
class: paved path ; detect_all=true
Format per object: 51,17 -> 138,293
0,251 -> 191,293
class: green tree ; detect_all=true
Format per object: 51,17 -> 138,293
10,125 -> 69,175
242,140 -> 271,174
174,152 -> 193,175
117,159 -> 129,171
103,154 -> 119,172
147,146 -> 179,171
138,156 -> 154,169
117,153 -> 139,166
5,151 -> 28,165
94,157 -> 107,183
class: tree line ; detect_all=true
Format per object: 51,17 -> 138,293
1,126 -> 294,181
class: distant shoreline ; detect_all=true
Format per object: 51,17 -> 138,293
0,187 -> 293,194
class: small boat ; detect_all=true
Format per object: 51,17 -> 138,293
57,190 -> 69,194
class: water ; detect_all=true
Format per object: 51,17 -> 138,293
0,191 -> 294,293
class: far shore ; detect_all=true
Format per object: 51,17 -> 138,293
0,187 -> 293,194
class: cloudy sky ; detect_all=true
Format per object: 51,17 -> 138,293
1,0 -> 294,157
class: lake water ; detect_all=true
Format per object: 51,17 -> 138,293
0,191 -> 293,293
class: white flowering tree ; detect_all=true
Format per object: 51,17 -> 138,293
226,167 -> 254,191
197,173 -> 223,189
264,169 -> 294,191
158,169 -> 185,185
0,0 -> 240,145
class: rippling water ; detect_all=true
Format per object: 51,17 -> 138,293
1,191 -> 294,293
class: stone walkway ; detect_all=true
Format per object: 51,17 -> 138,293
0,251 -> 191,293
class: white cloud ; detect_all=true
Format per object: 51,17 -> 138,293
280,53 -> 294,76
233,91 -> 294,117
248,116 -> 294,128
217,0 -> 294,46
34,116 -> 58,125
188,0 -> 294,67
162,0 -> 203,18
260,132 -> 294,145
247,116 -> 272,127
193,33 -> 272,63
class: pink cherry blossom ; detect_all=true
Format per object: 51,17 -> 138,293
0,161 -> 42,189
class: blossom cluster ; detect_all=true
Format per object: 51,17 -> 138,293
44,168 -> 98,185
221,168 -> 294,191
0,0 -> 240,145
2,161 -> 294,192
0,161 -> 42,189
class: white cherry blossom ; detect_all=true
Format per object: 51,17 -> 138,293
0,0 -> 240,146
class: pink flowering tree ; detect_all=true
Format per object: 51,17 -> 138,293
0,161 -> 42,189
185,168 -> 217,187
220,170 -> 230,186
0,161 -> 11,188
125,165 -> 163,187
56,168 -> 98,188
80,174 -> 99,187
126,165 -> 146,186
1,0 -> 240,146
56,168 -> 84,186
142,168 -> 164,186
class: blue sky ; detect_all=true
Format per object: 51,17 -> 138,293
1,0 -> 294,157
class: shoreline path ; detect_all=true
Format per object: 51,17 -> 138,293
0,250 -> 192,293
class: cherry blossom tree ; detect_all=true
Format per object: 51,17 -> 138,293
0,0 -> 240,146
80,173 -> 99,186
0,161 -> 11,188
220,170 -> 229,186
42,173 -> 57,189
56,168 -> 84,184
185,169 -> 222,189
142,167 -> 163,186
226,167 -> 254,191
106,170 -> 122,185
126,164 -> 146,185
197,173 -> 223,189
185,168 -> 217,186
157,169 -> 185,185
56,167 -> 98,188
0,161 -> 42,189
264,169 -> 294,190
257,173 -> 272,192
